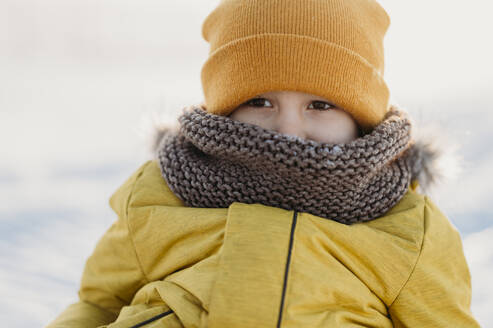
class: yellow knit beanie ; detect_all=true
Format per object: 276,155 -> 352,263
200,0 -> 391,130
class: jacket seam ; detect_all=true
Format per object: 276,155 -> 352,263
276,210 -> 298,328
387,198 -> 427,308
124,160 -> 153,285
129,309 -> 174,328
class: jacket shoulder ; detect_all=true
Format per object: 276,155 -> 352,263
108,160 -> 152,217
109,160 -> 184,214
381,189 -> 464,251
363,189 -> 471,310
386,194 -> 478,326
365,188 -> 427,249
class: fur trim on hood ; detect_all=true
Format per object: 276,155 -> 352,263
146,103 -> 459,194
405,138 -> 453,193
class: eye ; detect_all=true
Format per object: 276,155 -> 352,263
308,101 -> 335,111
244,98 -> 273,108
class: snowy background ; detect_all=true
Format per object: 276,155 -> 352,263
1,0 -> 492,326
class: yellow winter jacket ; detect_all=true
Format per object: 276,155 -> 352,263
46,159 -> 479,327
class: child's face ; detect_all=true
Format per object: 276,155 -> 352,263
228,90 -> 360,144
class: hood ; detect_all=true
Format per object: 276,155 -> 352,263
146,103 -> 458,194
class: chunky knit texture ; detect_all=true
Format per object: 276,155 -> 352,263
200,0 -> 391,131
156,104 -> 416,224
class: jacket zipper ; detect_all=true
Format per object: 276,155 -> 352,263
276,210 -> 298,328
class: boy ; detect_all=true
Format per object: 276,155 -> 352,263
47,0 -> 479,327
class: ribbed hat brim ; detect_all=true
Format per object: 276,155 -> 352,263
200,33 -> 390,130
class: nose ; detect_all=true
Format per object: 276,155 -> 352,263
274,107 -> 305,139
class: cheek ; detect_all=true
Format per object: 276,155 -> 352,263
307,114 -> 359,143
229,107 -> 272,128
229,107 -> 252,122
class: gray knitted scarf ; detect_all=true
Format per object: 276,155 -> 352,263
156,105 -> 418,224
